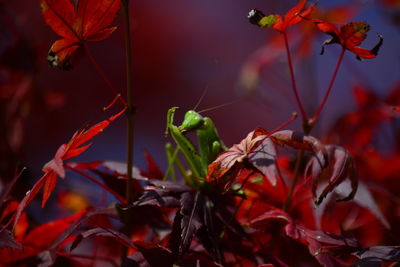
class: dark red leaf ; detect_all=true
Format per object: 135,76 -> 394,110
133,241 -> 175,267
71,227 -> 136,252
13,173 -> 47,229
48,206 -> 118,251
314,180 -> 390,230
250,209 -> 360,266
352,246 -> 400,266
0,228 -> 21,249
1,211 -> 84,265
247,136 -> 279,186
180,191 -> 202,254
269,130 -> 325,152
306,145 -> 358,205
142,151 -> 164,180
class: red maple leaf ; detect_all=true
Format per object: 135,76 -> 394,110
207,129 -> 326,189
248,0 -> 313,32
0,211 -> 84,265
312,20 -> 383,60
250,208 -> 361,266
40,0 -> 121,69
306,145 -> 358,205
12,107 -> 126,229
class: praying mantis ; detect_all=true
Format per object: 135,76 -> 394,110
165,107 -> 226,186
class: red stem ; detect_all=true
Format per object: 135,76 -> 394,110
65,164 -> 127,205
309,47 -> 346,125
269,112 -> 298,135
83,44 -> 126,106
282,31 -> 307,122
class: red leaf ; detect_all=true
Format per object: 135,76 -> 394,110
133,241 -> 175,267
282,0 -> 313,30
312,19 -> 383,60
248,136 -> 279,186
0,229 -> 21,249
250,209 -> 360,266
206,128 -> 282,189
312,20 -> 340,36
207,130 -> 265,181
1,212 -> 84,265
71,227 -> 137,252
352,246 -> 400,264
13,107 -> 125,227
24,212 -> 84,250
319,180 -> 390,229
13,173 -> 47,229
142,151 -> 164,180
43,144 -> 66,177
269,130 -> 325,152
64,107 -> 126,160
40,0 -> 121,69
41,172 -> 58,208
208,129 -> 327,188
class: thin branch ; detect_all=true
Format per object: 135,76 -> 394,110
122,0 -> 135,205
282,31 -> 307,122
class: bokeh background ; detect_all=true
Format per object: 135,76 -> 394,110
1,0 -> 399,218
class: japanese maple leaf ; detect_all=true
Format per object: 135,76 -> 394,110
40,0 -> 121,69
312,20 -> 383,60
207,129 -> 326,188
305,145 -> 358,205
206,128 -> 279,187
250,209 -> 361,267
0,212 -> 84,265
248,0 -> 313,32
12,107 -> 125,228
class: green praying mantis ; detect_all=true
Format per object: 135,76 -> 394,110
164,107 -> 226,187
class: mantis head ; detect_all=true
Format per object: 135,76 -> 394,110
179,110 -> 205,132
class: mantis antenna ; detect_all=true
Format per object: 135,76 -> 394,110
193,84 -> 209,111
197,100 -> 238,114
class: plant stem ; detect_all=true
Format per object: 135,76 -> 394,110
284,48 -> 346,210
269,112 -> 298,135
122,0 -> 135,205
309,47 -> 345,126
84,44 -> 126,106
282,31 -> 307,123
283,149 -> 304,211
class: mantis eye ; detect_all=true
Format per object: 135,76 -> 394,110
179,110 -> 204,132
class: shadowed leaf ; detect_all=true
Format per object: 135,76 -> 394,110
306,145 -> 358,205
